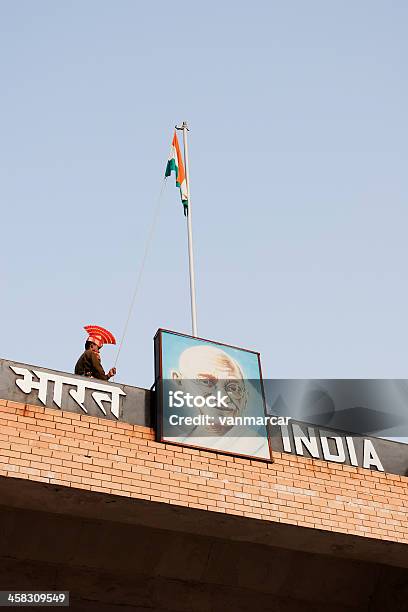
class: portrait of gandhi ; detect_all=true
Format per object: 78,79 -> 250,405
170,345 -> 249,435
160,332 -> 270,459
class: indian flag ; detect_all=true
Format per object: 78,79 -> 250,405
165,131 -> 188,215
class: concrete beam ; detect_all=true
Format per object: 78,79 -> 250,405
0,476 -> 407,570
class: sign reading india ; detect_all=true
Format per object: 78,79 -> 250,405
279,422 -> 384,471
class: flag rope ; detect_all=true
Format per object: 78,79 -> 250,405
113,176 -> 168,371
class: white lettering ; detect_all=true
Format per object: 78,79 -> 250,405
218,392 -> 229,408
168,414 -> 214,427
206,395 -> 216,408
281,424 -> 292,452
172,390 -> 185,408
320,431 -> 346,463
363,439 -> 384,472
167,390 -> 230,409
216,416 -> 291,427
10,366 -> 125,420
292,424 -> 320,458
195,395 -> 205,408
346,436 -> 358,466
282,423 -> 385,473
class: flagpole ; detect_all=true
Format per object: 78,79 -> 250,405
176,121 -> 198,337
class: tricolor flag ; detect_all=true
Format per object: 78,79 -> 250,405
165,131 -> 188,215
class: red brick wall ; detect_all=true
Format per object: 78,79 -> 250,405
0,399 -> 407,544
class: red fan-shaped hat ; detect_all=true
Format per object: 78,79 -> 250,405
84,325 -> 116,348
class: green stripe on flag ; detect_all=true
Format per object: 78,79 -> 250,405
165,158 -> 177,178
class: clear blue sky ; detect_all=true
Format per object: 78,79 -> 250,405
1,1 -> 407,390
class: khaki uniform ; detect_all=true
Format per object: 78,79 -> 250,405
74,348 -> 108,381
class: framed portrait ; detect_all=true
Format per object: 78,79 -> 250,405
154,329 -> 273,461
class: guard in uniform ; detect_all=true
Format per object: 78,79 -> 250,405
75,325 -> 117,381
